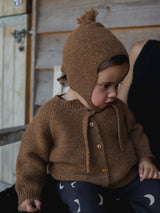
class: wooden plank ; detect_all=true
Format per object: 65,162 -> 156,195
3,26 -> 15,128
36,27 -> 160,69
36,33 -> 68,69
1,143 -> 19,183
4,0 -> 18,16
0,0 -> 31,17
0,0 -> 4,17
25,14 -> 32,124
11,14 -> 30,184
35,70 -> 54,105
35,67 -> 69,105
14,30 -> 27,126
0,14 -> 28,27
37,0 -> 160,33
0,27 -> 4,176
0,181 -> 11,192
0,125 -> 27,146
112,27 -> 160,53
30,0 -> 38,119
1,17 -> 28,126
0,27 -> 4,128
0,15 -> 28,184
2,26 -> 16,184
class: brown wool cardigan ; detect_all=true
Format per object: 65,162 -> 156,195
15,95 -> 153,204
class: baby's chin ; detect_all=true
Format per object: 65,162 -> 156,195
100,102 -> 113,109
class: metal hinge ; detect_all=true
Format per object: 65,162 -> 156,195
10,29 -> 26,43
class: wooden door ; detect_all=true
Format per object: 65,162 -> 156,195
0,0 -> 31,187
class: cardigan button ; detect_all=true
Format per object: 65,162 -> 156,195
89,121 -> 94,127
102,168 -> 109,174
96,144 -> 102,150
102,169 -> 107,173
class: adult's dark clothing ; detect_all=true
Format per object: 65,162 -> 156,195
0,174 -> 68,213
128,40 -> 160,165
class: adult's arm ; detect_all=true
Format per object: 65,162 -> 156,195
118,40 -> 148,103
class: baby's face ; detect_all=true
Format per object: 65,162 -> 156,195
91,63 -> 129,109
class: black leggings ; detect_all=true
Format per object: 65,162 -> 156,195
56,175 -> 160,213
1,174 -> 160,213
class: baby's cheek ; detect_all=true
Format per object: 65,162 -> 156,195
91,87 -> 103,106
91,96 -> 98,106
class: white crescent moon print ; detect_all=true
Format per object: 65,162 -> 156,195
59,182 -> 64,190
74,199 -> 81,213
71,181 -> 77,188
144,194 -> 155,206
98,193 -> 103,206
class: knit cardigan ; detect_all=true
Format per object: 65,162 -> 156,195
15,95 -> 153,204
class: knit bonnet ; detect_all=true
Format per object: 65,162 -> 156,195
61,9 -> 128,111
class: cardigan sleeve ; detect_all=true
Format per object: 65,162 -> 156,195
15,101 -> 54,204
118,99 -> 154,159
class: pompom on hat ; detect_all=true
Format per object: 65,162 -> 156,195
61,9 -> 128,111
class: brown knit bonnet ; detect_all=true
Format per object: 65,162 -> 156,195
61,9 -> 128,111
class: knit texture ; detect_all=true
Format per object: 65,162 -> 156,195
61,9 -> 128,110
15,96 -> 153,204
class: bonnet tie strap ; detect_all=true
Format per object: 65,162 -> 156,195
83,111 -> 95,173
111,104 -> 125,151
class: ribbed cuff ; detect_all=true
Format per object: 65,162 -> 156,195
16,188 -> 42,204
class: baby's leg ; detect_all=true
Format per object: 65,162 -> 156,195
56,181 -> 107,213
119,175 -> 160,213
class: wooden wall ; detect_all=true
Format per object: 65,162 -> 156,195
0,0 -> 31,187
0,0 -> 31,16
33,0 -> 160,110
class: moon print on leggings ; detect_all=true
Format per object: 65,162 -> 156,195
144,194 -> 155,206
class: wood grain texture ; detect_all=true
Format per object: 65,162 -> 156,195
0,0 -> 31,17
0,13 -> 28,27
0,125 -> 27,146
30,0 -> 38,119
0,14 -> 28,184
0,27 -> 4,128
37,0 -> 160,33
36,33 -> 68,69
35,67 -> 69,106
35,70 -> 54,105
36,27 -> 160,69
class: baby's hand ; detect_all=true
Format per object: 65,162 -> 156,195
138,157 -> 160,181
18,199 -> 41,212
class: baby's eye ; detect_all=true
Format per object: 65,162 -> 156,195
102,84 -> 109,89
116,83 -> 120,88
117,82 -> 123,89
